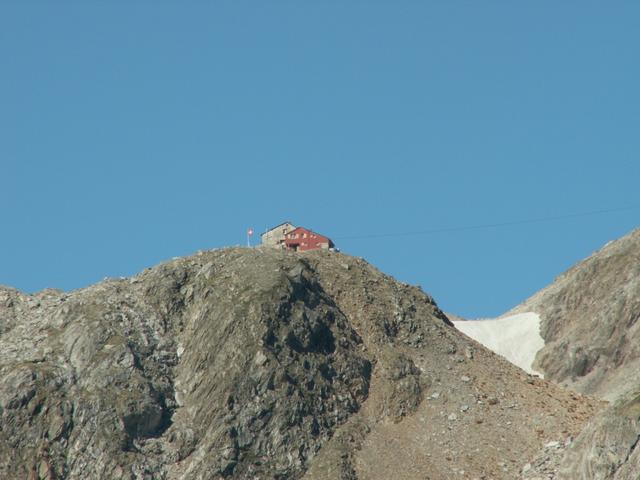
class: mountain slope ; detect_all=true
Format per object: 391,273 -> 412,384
0,248 -> 600,479
488,227 -> 640,479
510,228 -> 640,401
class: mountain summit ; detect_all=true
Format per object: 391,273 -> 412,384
0,248 -> 599,479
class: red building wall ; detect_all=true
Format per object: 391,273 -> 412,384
284,227 -> 334,252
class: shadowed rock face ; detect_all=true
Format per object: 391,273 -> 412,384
0,248 -> 600,479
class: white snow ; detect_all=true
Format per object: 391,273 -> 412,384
453,312 -> 544,376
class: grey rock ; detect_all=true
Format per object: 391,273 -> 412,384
558,389 -> 640,480
0,251 -> 374,479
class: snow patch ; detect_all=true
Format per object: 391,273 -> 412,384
453,312 -> 544,376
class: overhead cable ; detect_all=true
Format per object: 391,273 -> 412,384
334,205 -> 638,241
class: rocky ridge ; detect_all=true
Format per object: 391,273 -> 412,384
0,248 -> 601,479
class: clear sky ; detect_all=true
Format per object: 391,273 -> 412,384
2,2 -> 639,318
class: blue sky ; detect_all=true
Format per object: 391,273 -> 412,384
2,2 -> 639,318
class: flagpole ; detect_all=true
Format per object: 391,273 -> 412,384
247,227 -> 254,248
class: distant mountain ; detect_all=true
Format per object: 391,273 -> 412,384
0,248 -> 599,479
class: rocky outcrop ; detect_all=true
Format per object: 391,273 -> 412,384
0,248 -> 601,479
558,388 -> 640,480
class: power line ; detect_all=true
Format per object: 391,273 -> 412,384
334,205 -> 638,241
